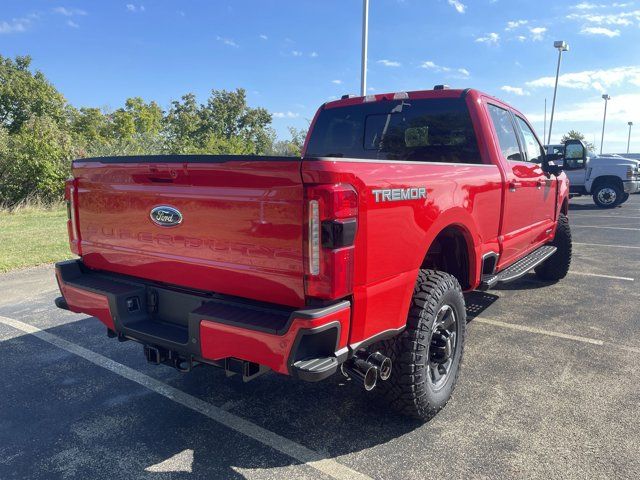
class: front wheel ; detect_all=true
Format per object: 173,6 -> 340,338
619,192 -> 630,204
593,183 -> 622,208
535,213 -> 572,281
376,270 -> 466,421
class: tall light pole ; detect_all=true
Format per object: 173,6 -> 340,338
600,94 -> 611,155
627,121 -> 634,154
360,0 -> 369,96
547,40 -> 569,145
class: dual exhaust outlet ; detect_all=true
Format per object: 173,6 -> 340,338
341,350 -> 392,391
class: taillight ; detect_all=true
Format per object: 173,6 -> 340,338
305,184 -> 358,300
65,177 -> 81,255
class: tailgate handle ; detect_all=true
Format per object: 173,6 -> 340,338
146,165 -> 178,183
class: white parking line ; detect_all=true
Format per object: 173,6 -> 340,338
569,271 -> 634,281
571,225 -> 640,231
569,214 -> 640,219
474,318 -> 640,354
0,315 -> 371,480
574,242 -> 640,250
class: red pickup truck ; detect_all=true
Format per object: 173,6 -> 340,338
55,87 -> 573,420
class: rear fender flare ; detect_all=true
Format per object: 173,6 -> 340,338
416,208 -> 481,290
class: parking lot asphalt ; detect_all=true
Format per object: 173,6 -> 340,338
1,195 -> 639,480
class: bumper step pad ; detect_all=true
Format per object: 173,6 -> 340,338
292,357 -> 339,382
480,245 -> 557,290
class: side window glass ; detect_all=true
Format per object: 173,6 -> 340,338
515,116 -> 544,163
487,104 -> 522,162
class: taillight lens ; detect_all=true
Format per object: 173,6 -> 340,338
65,177 -> 81,255
305,184 -> 358,300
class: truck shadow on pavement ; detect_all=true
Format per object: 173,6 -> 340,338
3,273 -> 562,479
1,315 -> 425,480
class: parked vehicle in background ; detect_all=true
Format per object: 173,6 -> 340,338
545,144 -> 640,207
55,87 -> 572,421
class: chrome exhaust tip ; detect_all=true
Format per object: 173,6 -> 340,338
356,350 -> 392,381
341,358 -> 378,391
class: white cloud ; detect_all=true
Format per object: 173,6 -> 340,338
67,20 -> 79,28
475,32 -> 500,44
291,50 -> 302,56
273,111 -> 299,119
526,93 -> 640,124
447,0 -> 466,14
506,19 -> 528,30
216,36 -> 238,47
572,2 -> 600,9
310,51 -> 318,57
331,79 -> 343,84
126,4 -> 145,13
377,59 -> 401,67
581,26 -> 621,36
421,61 -> 470,78
0,18 -> 31,34
526,66 -> 640,93
259,34 -> 268,40
517,35 -> 527,41
500,85 -> 530,96
567,9 -> 640,26
53,7 -> 87,16
529,27 -> 547,41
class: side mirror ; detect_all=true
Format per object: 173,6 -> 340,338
563,139 -> 587,170
543,152 -> 564,175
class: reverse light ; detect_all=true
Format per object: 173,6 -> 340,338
308,200 -> 320,275
305,184 -> 358,300
65,177 -> 81,256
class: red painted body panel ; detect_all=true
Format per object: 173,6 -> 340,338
73,160 -> 306,307
59,88 -> 570,374
55,270 -> 114,330
199,304 -> 350,374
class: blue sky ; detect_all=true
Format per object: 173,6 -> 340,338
1,0 -> 639,152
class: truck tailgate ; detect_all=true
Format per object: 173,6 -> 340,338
72,156 -> 305,307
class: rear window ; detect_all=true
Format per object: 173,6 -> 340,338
305,97 -> 482,164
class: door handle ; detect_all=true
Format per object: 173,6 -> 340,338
509,180 -> 521,192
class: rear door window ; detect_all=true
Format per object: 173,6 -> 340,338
305,97 -> 482,164
487,104 -> 523,162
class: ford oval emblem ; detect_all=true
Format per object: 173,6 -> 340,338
150,205 -> 183,227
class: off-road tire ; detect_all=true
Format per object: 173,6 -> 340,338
534,213 -> 572,281
376,270 -> 466,421
592,183 -> 622,208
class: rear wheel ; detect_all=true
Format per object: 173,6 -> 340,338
593,183 -> 622,208
534,213 -> 572,281
376,270 -> 466,421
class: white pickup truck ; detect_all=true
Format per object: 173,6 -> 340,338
546,143 -> 640,208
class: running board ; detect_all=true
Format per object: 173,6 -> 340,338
479,245 -> 557,290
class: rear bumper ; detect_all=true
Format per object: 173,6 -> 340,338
55,260 -> 350,381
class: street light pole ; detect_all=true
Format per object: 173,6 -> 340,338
627,121 -> 633,154
360,0 -> 369,97
547,40 -> 569,145
600,94 -> 611,155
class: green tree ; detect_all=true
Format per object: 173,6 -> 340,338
561,130 -> 595,152
0,116 -> 73,205
270,127 -> 307,156
0,55 -> 68,134
164,93 -> 204,153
